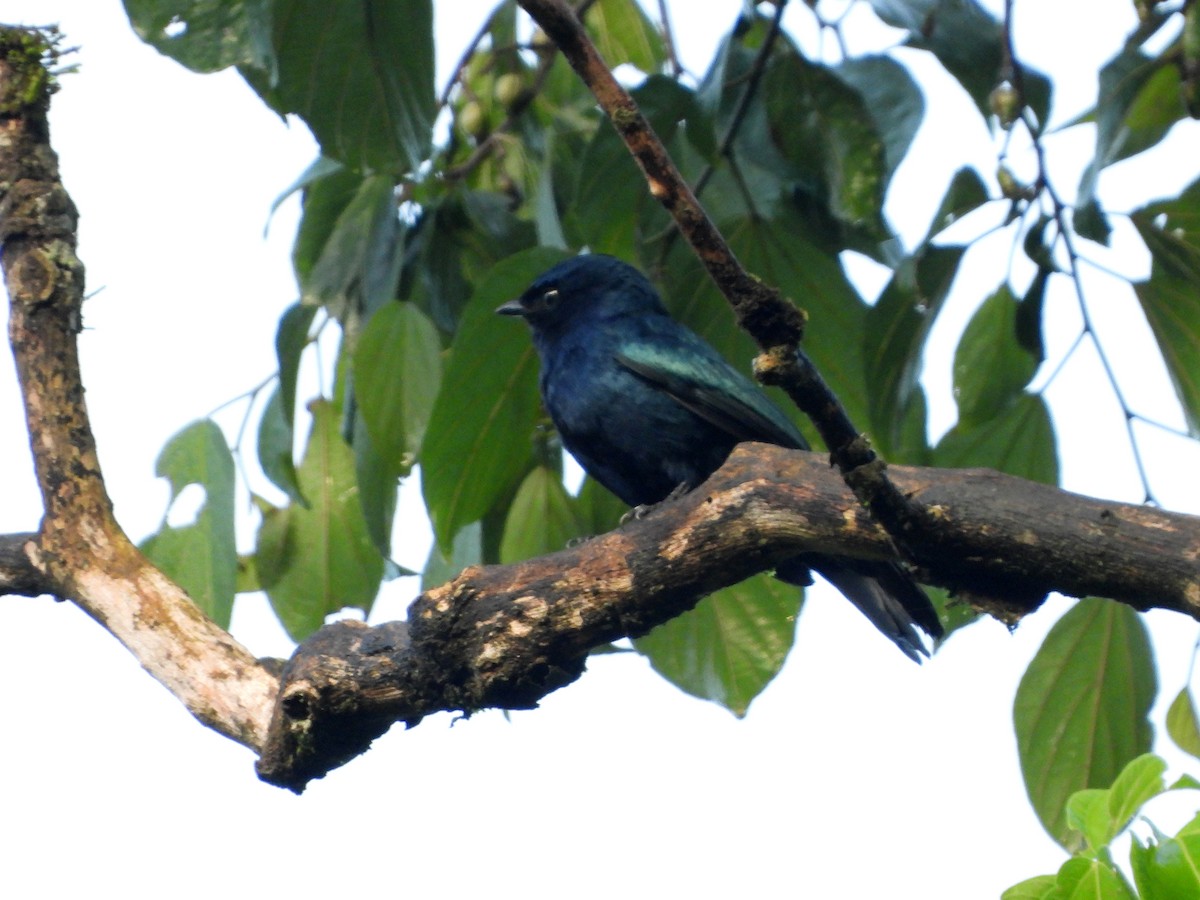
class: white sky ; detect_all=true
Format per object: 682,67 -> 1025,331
2,2 -> 1199,898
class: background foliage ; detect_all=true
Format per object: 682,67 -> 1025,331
109,0 -> 1200,893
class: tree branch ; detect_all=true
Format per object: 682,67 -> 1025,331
512,0 -> 927,559
256,444 -> 1200,792
0,27 -> 278,751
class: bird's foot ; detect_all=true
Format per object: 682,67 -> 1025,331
619,483 -> 693,524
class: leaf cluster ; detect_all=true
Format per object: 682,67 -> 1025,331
121,0 -> 1200,821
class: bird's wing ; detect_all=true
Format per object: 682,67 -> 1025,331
615,335 -> 807,450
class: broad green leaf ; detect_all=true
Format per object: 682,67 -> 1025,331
571,77 -> 706,260
934,393 -> 1059,485
123,0 -> 275,77
928,167 -> 990,237
583,0 -> 665,74
633,574 -> 801,717
421,247 -> 569,550
422,520 -> 483,591
576,475 -> 627,536
302,174 -> 403,323
1108,754 -> 1170,840
140,419 -> 236,628
866,0 -> 1052,126
1067,754 -> 1169,853
865,244 -> 964,459
953,284 -> 1040,428
1167,688 -> 1200,760
1075,47 -> 1184,243
351,410 -> 401,561
764,51 -> 888,237
242,0 -> 435,174
1018,267 -> 1051,364
269,156 -> 345,220
256,400 -> 384,641
1131,186 -> 1200,437
499,466 -> 585,564
1131,830 -> 1200,900
1001,874 -> 1058,900
1014,598 -> 1157,849
405,191 -> 538,334
1053,857 -> 1137,900
257,386 -> 305,506
275,302 -> 317,424
1066,789 -> 1113,857
834,55 -> 924,186
355,301 -> 443,467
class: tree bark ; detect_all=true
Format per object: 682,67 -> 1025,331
0,27 -> 278,751
254,445 -> 1200,791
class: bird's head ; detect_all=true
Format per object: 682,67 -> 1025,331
496,254 -> 667,334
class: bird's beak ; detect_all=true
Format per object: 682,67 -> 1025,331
495,298 -> 527,317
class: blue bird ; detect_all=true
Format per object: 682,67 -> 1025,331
497,254 -> 943,661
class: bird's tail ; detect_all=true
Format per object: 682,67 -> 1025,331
776,557 -> 944,663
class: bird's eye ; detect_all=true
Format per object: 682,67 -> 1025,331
541,288 -> 560,309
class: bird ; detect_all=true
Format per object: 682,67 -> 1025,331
497,253 -> 943,661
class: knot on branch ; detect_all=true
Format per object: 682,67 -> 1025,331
0,179 -> 78,242
752,343 -> 802,387
736,285 -> 806,348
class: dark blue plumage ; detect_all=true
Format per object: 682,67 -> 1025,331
498,254 -> 942,661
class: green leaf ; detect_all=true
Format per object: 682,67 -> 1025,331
1018,267 -> 1050,364
1168,688 -> 1200,760
257,386 -> 305,506
1075,47 -> 1185,242
571,77 -> 706,260
1131,831 -> 1200,900
765,50 -> 889,236
256,400 -> 384,641
302,174 -> 403,322
422,520 -> 482,592
351,410 -> 401,561
865,244 -> 965,458
123,0 -> 275,76
421,247 -> 570,550
1067,754 -> 1169,854
275,302 -> 318,424
583,0 -> 665,74
1001,874 -> 1058,900
576,475 -> 627,536
834,55 -> 924,186
1131,185 -> 1200,437
633,574 -> 801,717
866,0 -> 1052,125
928,167 -> 990,237
1053,857 -> 1137,900
1014,598 -> 1157,849
140,419 -> 237,628
499,466 -> 585,564
934,393 -> 1059,485
241,0 -> 435,174
953,284 -> 1040,428
405,191 -> 538,334
355,301 -> 443,468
